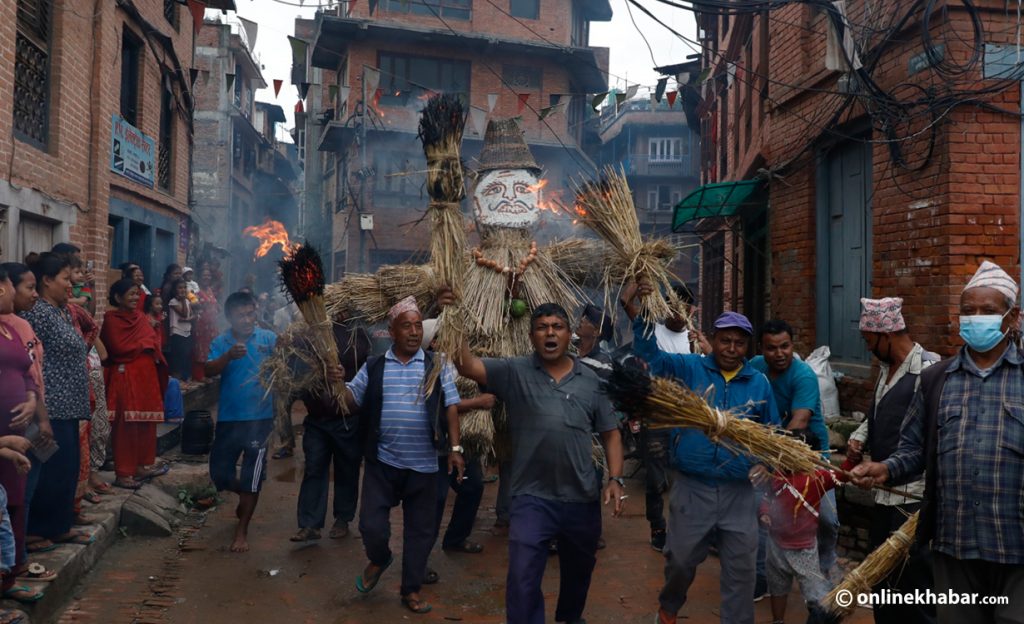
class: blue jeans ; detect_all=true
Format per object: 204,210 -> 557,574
507,495 -> 601,624
0,486 -> 13,573
296,417 -> 361,528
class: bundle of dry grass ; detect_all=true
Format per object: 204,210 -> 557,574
279,243 -> 347,414
324,264 -> 433,323
571,167 -> 680,324
544,238 -> 614,288
606,363 -> 822,475
823,512 -> 920,616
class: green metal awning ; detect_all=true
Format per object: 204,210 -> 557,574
672,179 -> 764,231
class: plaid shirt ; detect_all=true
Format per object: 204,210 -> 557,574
885,344 -> 1024,564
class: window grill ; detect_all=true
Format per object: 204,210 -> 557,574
13,0 -> 53,148
158,87 -> 173,190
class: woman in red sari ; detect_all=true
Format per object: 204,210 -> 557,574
191,266 -> 220,381
100,279 -> 168,490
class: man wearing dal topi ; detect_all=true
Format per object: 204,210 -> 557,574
853,261 -> 1024,623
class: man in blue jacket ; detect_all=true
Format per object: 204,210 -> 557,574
624,285 -> 779,624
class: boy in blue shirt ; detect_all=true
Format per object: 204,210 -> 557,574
205,292 -> 277,553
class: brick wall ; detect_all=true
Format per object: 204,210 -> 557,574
0,0 -> 196,307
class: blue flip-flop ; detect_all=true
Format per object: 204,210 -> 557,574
355,555 -> 393,594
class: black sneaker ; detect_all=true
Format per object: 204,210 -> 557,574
650,529 -> 666,552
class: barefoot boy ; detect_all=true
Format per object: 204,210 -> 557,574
205,292 -> 277,552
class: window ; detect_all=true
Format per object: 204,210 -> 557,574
382,0 -> 471,20
502,65 -> 541,91
14,0 -> 53,147
233,63 -> 243,109
296,128 -> 306,167
649,138 -> 684,162
158,86 -> 173,191
647,185 -> 681,211
378,53 -> 470,105
120,29 -> 143,126
510,0 -> 539,19
163,0 -> 178,28
374,150 -> 424,197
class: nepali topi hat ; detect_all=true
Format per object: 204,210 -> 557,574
859,297 -> 906,333
476,119 -> 540,174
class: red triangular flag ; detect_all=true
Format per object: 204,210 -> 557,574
372,88 -> 383,110
273,79 -> 283,98
187,0 -> 205,34
666,91 -> 678,108
517,93 -> 530,113
295,100 -> 304,113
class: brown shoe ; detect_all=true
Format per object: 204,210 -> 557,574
289,527 -> 321,542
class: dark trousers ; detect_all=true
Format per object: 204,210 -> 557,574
27,419 -> 79,540
358,460 -> 437,596
168,334 -> 193,380
643,428 -> 670,532
932,551 -> 1024,624
507,494 -> 602,624
869,503 -> 936,624
433,454 -> 484,550
296,417 -> 361,529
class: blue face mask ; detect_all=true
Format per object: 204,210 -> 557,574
959,311 -> 1010,353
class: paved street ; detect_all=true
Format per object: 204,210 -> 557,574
55,410 -> 874,624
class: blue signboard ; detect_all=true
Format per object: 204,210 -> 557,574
110,114 -> 156,188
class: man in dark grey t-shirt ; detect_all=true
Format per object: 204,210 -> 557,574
440,295 -> 625,624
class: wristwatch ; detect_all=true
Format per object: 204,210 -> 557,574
450,445 -> 464,454
609,476 -> 625,488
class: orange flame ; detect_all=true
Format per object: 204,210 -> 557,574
243,219 -> 296,258
526,179 -> 548,193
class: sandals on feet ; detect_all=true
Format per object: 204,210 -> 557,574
443,540 -> 484,554
136,464 -> 169,481
423,567 -> 439,585
26,540 -> 56,554
400,595 -> 433,615
113,477 -> 142,490
328,523 -> 349,539
0,608 -> 24,624
55,530 -> 96,546
82,491 -> 102,505
289,527 -> 321,542
355,556 -> 393,594
2,586 -> 43,604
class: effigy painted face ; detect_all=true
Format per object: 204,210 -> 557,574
473,169 -> 540,229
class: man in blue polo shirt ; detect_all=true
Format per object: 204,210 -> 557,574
205,291 -> 277,553
626,283 -> 779,624
749,319 -> 839,591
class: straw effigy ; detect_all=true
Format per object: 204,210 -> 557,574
571,167 -> 681,325
823,511 -> 921,616
605,362 -> 823,476
278,243 -> 347,414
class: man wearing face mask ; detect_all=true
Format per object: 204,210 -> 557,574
845,298 -> 938,624
853,261 -> 1024,623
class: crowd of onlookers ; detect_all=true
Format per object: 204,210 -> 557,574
0,243 -> 285,621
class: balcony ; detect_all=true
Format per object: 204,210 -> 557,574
623,154 -> 694,178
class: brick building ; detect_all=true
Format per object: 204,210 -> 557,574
0,0 -> 232,294
192,13 -> 285,291
688,0 -> 1024,410
296,1 -> 611,277
597,97 -> 701,293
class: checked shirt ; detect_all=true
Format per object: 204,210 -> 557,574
885,344 -> 1024,564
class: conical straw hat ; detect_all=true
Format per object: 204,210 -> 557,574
476,118 -> 540,173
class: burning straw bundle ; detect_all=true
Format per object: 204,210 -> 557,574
823,511 -> 920,617
279,243 -> 347,414
606,362 -> 822,475
571,166 -> 680,325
